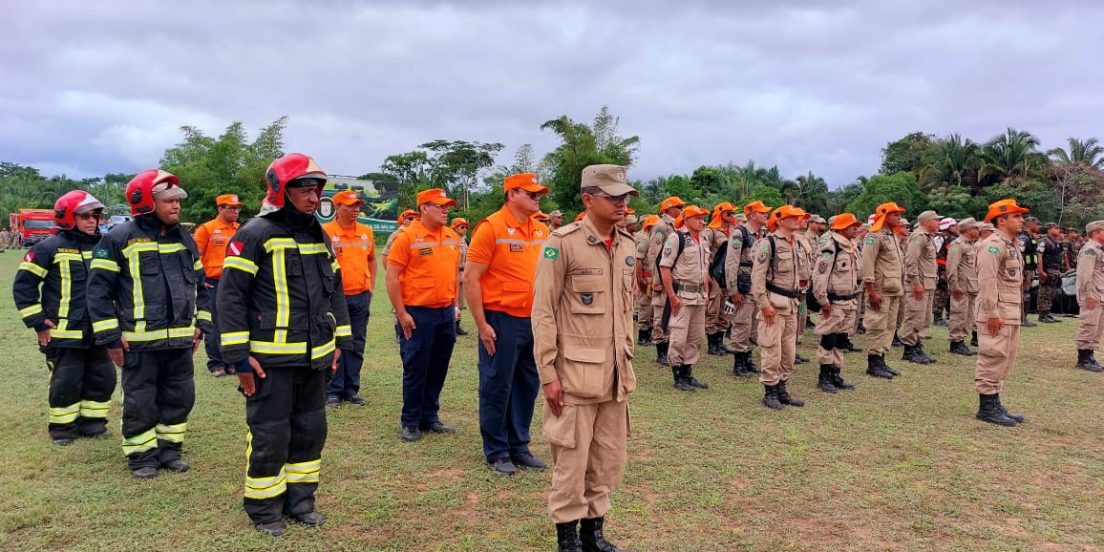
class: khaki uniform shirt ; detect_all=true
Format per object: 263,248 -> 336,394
659,231 -> 709,306
1076,239 -> 1104,304
532,217 -> 637,405
861,229 -> 905,296
724,223 -> 763,292
975,232 -> 1024,325
945,235 -> 979,295
751,230 -> 801,315
644,215 -> 677,287
794,233 -> 813,288
905,227 -> 939,290
812,231 -> 860,305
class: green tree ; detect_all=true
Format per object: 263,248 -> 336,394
919,134 -> 982,192
784,171 -> 829,214
979,127 -> 1047,185
419,139 -> 504,210
845,172 -> 924,218
1048,137 -> 1104,169
880,132 -> 937,176
539,107 -> 639,213
922,185 -> 987,220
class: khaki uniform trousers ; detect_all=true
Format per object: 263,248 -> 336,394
729,296 -> 759,353
758,310 -> 797,385
636,288 -> 653,331
975,324 -> 1020,394
901,289 -> 935,346
863,294 -> 902,356
1076,304 -> 1104,350
815,300 -> 858,367
705,280 -> 732,335
543,399 -> 629,524
797,293 -> 809,344
949,292 -> 977,343
650,292 -> 668,344
668,302 -> 706,366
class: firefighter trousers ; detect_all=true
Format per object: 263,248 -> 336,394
120,348 -> 195,470
45,346 -> 115,440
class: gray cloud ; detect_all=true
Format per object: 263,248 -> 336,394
2,0 -> 1102,187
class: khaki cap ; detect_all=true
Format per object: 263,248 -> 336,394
809,214 -> 827,224
547,210 -> 563,218
917,210 -> 940,224
581,164 -> 638,196
978,222 -> 994,232
957,217 -> 978,231
1086,220 -> 1104,235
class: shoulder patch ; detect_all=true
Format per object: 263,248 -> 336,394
951,245 -> 959,253
987,246 -> 1000,254
1084,249 -> 1096,257
865,236 -> 876,246
94,248 -> 109,259
542,246 -> 559,260
759,243 -> 769,253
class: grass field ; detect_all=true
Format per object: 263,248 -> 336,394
1,250 -> 1103,552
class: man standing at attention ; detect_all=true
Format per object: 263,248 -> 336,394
645,196 -> 686,366
1074,220 -> 1104,372
861,202 -> 907,379
660,205 -> 711,391
900,210 -> 941,365
725,201 -> 772,377
946,218 -> 980,356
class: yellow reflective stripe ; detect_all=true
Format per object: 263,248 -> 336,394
19,303 -> 43,318
123,325 -> 196,342
122,428 -> 157,455
155,422 -> 186,443
298,243 -> 328,255
121,242 -> 158,256
195,310 -> 211,322
285,459 -> 321,484
273,249 -> 290,332
334,324 -> 352,337
249,340 -> 307,355
193,259 -> 203,271
58,256 -> 72,319
82,251 -> 94,260
263,238 -> 298,252
49,403 -> 80,424
79,400 -> 110,419
18,261 -> 48,278
50,326 -> 84,339
158,244 -> 186,254
93,318 -> 119,332
221,331 -> 249,346
53,253 -> 83,262
125,246 -> 145,319
331,260 -> 341,272
245,431 -> 288,499
89,259 -> 120,272
223,256 -> 258,275
310,339 -> 336,360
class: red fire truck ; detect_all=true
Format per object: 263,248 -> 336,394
9,209 -> 56,246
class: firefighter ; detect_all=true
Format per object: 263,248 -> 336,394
452,217 -> 471,336
13,190 -> 115,445
753,205 -> 808,409
86,170 -> 212,479
194,193 -> 243,376
218,153 -> 353,535
725,201 -> 772,376
322,190 -> 376,407
811,212 -> 862,393
646,196 -> 686,366
703,202 -> 737,356
661,205 -> 712,391
634,214 -> 659,346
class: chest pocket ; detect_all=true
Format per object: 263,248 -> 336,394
318,255 -> 336,296
177,250 -> 198,285
1001,251 -> 1022,282
569,274 -> 606,314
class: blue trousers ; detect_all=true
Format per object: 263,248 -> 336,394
327,291 -> 370,399
398,306 -> 456,429
204,277 -> 225,372
478,310 -> 539,462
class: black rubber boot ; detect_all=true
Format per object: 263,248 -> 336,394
817,364 -> 838,394
776,380 -> 805,407
556,521 -> 584,552
637,329 -> 652,346
837,334 -> 859,353
995,394 -> 1025,423
1076,350 -> 1103,372
1022,316 -> 1037,328
971,331 -> 978,347
762,384 -> 784,410
579,517 -> 624,552
732,352 -> 751,377
656,342 -> 669,366
672,366 -> 693,391
866,355 -> 894,379
684,364 -> 709,389
830,366 -> 855,390
950,341 -> 976,356
977,394 -> 1017,426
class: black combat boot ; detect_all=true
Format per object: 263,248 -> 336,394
719,334 -> 735,354
637,329 -> 652,346
892,332 -> 903,347
817,364 -> 838,394
1090,350 -> 1103,370
732,352 -> 751,377
794,352 -> 809,364
866,355 -> 894,379
706,333 -> 723,356
970,331 -> 978,347
976,394 -> 1017,426
837,334 -> 859,353
1022,316 -> 1037,328
684,365 -> 709,389
950,341 -> 976,356
776,379 -> 805,407
746,352 -> 761,373
995,394 -> 1025,423
914,342 -> 936,363
1076,350 -> 1103,372
856,321 -> 866,335
579,517 -> 624,552
903,344 -> 933,365
556,521 -> 584,552
656,342 -> 669,366
672,366 -> 693,391
762,384 -> 784,410
830,366 -> 855,390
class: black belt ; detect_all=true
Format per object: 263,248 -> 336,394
766,283 -> 800,299
740,262 -> 753,267
828,291 -> 860,301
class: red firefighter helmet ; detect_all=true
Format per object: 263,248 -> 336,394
264,153 -> 327,209
126,169 -> 181,216
54,190 -> 105,230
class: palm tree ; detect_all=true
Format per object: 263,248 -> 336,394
1048,137 -> 1104,169
920,134 -> 981,191
784,171 -> 829,213
979,128 -> 1048,184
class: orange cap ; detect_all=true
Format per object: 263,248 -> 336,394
984,198 -> 1030,223
660,196 -> 686,212
532,211 -> 550,222
332,190 -> 364,206
642,214 -> 660,231
574,212 -> 586,222
767,204 -> 807,231
216,194 -> 243,207
743,200 -> 772,215
869,202 -> 907,232
417,188 -> 456,207
830,212 -> 862,231
397,209 -> 418,224
682,205 -> 709,220
504,173 -> 549,195
625,207 -> 636,215
708,202 -> 736,228
450,217 -> 469,229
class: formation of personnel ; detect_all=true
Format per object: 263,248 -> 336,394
12,155 -> 1104,549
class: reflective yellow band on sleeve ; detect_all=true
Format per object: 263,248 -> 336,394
331,260 -> 341,272
249,340 -> 308,355
122,428 -> 158,456
79,400 -> 110,419
155,422 -> 186,443
48,403 -> 80,425
89,259 -> 120,272
50,328 -> 84,339
195,310 -> 212,322
93,318 -> 120,333
193,260 -> 204,271
18,262 -> 48,278
285,459 -> 321,484
334,324 -> 352,338
221,331 -> 249,347
223,256 -> 258,275
310,338 -> 336,360
19,304 -> 43,318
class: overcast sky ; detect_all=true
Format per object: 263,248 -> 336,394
3,0 -> 1102,188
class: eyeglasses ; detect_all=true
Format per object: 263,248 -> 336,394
513,189 -> 543,201
591,192 -> 630,205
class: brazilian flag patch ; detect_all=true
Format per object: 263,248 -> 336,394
865,236 -> 876,246
543,247 -> 559,260
987,246 -> 1000,254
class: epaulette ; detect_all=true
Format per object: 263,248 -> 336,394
552,222 -> 583,237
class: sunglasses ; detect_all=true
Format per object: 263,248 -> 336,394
513,189 -> 544,201
591,192 -> 630,205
